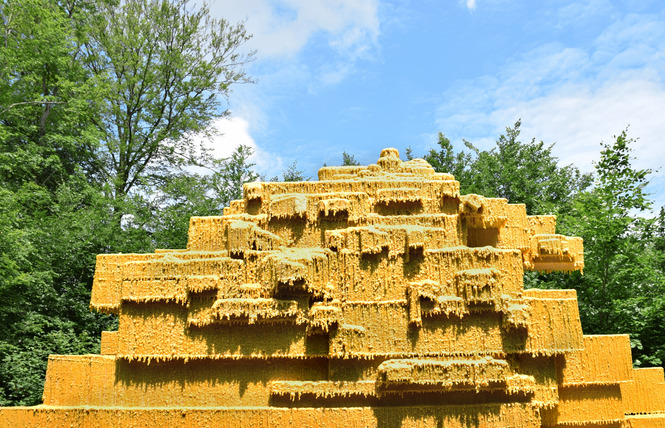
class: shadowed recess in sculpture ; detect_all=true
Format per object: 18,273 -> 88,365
1,148 -> 664,427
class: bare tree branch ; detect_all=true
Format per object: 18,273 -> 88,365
0,100 -> 64,116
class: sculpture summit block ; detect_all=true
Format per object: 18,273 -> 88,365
2,148 -> 664,427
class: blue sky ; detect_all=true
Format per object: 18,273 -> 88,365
207,0 -> 665,212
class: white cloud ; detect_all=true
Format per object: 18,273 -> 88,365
489,79 -> 665,173
466,0 -> 477,11
206,117 -> 257,159
213,117 -> 284,179
204,0 -> 381,183
209,0 -> 379,60
554,0 -> 612,28
435,12 -> 665,209
195,116 -> 283,181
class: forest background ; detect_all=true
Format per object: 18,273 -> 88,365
1,0 -> 663,406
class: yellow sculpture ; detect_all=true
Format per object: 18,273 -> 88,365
1,148 -> 664,427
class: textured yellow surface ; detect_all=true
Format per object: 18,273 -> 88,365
1,148 -> 663,427
559,335 -> 633,386
1,403 -> 542,428
621,367 -> 665,415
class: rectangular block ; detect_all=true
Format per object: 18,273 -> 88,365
555,384 -> 624,425
187,216 -> 226,251
119,256 -> 245,305
527,215 -> 557,235
424,247 -> 525,299
100,331 -> 118,355
0,402 -> 540,428
523,289 -> 584,354
331,302 -> 509,357
89,254 -> 125,313
328,298 -> 583,358
559,335 -> 633,386
42,355 -> 116,406
117,302 -> 310,358
464,197 -> 508,229
531,235 -> 584,273
41,356 -> 328,408
91,253 -> 166,313
376,357 -> 516,391
498,204 -> 529,251
623,414 -> 665,428
621,368 -> 665,415
514,354 -> 560,409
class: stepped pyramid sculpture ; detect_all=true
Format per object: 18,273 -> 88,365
2,148 -> 664,427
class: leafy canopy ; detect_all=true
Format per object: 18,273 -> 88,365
82,0 -> 255,199
425,120 -> 592,215
0,0 -> 258,405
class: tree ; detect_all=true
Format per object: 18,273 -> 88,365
565,131 -> 653,331
424,133 -> 472,185
465,121 -> 592,215
610,214 -> 665,367
422,125 -> 664,367
404,146 -> 414,161
425,122 -> 592,216
124,144 -> 260,250
0,0 -> 100,192
654,208 -> 665,274
0,1 -> 114,405
342,152 -> 360,166
282,160 -> 308,182
0,0 -> 258,405
209,145 -> 260,207
82,0 -> 254,202
529,130 -> 663,367
0,178 -> 118,405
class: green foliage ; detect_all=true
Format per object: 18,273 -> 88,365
0,313 -> 99,406
561,131 -> 661,366
0,0 -> 100,190
424,133 -> 472,186
0,0 -> 257,405
121,144 -> 260,250
0,178 -> 117,405
611,224 -> 665,367
404,146 -> 414,161
465,121 -> 592,215
521,130 -> 662,367
342,152 -> 360,166
82,0 -> 254,200
0,2 -> 116,403
425,121 -> 592,216
209,145 -> 260,207
282,160 -> 308,182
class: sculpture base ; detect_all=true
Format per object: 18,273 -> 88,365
1,403 -> 544,427
4,405 -> 665,427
